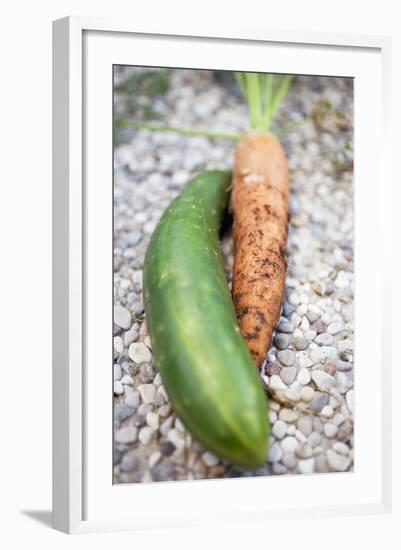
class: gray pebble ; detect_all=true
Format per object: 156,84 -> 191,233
114,404 -> 135,423
297,415 -> 313,436
334,359 -> 353,372
120,454 -> 138,473
272,420 -> 287,440
277,350 -> 295,367
326,449 -> 351,471
294,338 -> 309,351
274,333 -> 290,350
160,440 -> 176,456
277,319 -> 294,333
280,366 -> 297,385
152,459 -> 175,481
309,392 -> 330,412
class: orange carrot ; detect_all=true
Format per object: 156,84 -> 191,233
231,73 -> 292,367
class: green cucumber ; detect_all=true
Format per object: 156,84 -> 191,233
143,170 -> 269,468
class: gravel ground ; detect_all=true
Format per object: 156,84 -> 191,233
113,67 -> 354,483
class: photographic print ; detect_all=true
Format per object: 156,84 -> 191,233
113,67 -> 354,483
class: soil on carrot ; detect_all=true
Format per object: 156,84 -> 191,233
113,67 -> 354,482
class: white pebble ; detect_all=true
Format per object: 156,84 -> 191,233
148,451 -> 161,469
297,368 -> 311,385
272,420 -> 287,440
113,336 -> 124,353
121,374 -> 133,385
311,370 -> 335,391
298,458 -> 315,474
328,322 -> 344,335
300,386 -> 315,402
139,426 -> 155,445
269,375 -> 288,391
114,364 -> 122,381
138,384 -> 156,404
114,381 -> 124,395
268,442 -> 283,463
146,411 -> 159,430
202,451 -> 219,467
326,449 -> 351,471
279,409 -> 298,423
323,423 -> 338,438
129,342 -> 152,364
281,436 -> 298,453
114,305 -> 131,329
115,426 -> 137,444
333,442 -> 349,455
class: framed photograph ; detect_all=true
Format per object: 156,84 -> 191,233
52,16 -> 392,534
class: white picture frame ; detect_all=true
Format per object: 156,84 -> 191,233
52,16 -> 392,534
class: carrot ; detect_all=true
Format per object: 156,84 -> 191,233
231,73 -> 292,367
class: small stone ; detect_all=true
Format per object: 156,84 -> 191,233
346,390 -> 354,413
328,322 -> 344,335
114,305 -> 131,329
120,454 -> 138,473
281,436 -> 298,453
335,359 -> 353,372
202,451 -> 219,467
167,428 -> 185,450
304,330 -> 317,341
129,342 -> 152,364
124,329 -> 138,347
297,415 -> 313,436
311,348 -> 324,363
138,426 -> 155,445
115,426 -> 138,444
286,424 -> 296,436
311,321 -> 327,334
152,459 -> 175,481
297,368 -> 311,385
284,388 -> 300,402
274,333 -> 290,350
280,366 -> 297,385
279,408 -> 298,423
146,411 -> 159,430
298,458 -> 315,474
333,444 -> 349,458
268,442 -> 283,463
315,453 -> 329,473
312,370 -> 335,391
294,338 -> 309,351
114,336 -> 124,353
148,451 -> 162,469
121,374 -> 133,385
160,441 -> 176,456
125,391 -> 140,409
309,392 -> 330,412
138,384 -> 156,404
300,386 -> 315,402
277,350 -> 295,367
114,364 -> 122,381
277,319 -> 294,333
270,375 -> 288,391
114,381 -> 124,395
114,404 -> 135,423
306,310 -> 319,323
315,333 -> 334,346
158,404 -> 171,418
282,453 -> 297,468
323,423 -> 338,438
321,405 -> 334,418
272,462 -> 287,475
326,449 -> 351,472
272,420 -> 287,440
307,432 -> 321,448
133,414 -> 146,428
282,302 -> 295,317
160,416 -> 174,436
